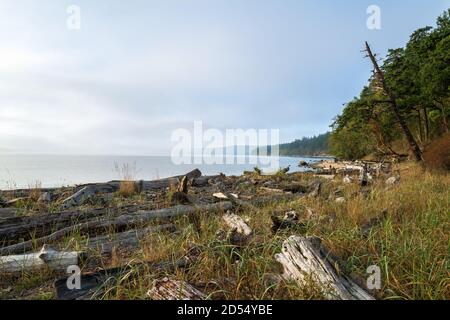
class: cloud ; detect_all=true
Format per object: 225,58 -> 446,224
0,0 -> 447,155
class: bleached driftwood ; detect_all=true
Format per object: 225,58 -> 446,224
147,277 -> 206,300
275,236 -> 374,300
222,213 -> 252,245
0,245 -> 81,273
60,185 -> 116,210
260,187 -> 286,194
213,192 -> 238,200
0,202 -> 233,255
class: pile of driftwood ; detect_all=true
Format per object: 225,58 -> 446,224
0,167 -> 379,300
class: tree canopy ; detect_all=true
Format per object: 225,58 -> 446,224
330,10 -> 450,160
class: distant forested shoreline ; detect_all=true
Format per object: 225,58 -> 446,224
255,132 -> 331,157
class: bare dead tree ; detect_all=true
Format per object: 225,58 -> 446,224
364,42 -> 423,162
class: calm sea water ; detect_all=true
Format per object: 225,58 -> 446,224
0,155 -> 324,189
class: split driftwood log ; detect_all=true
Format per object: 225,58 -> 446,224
222,212 -> 253,246
147,278 -> 206,300
60,185 -> 114,210
0,244 -> 81,274
0,202 -> 233,255
275,236 -> 374,300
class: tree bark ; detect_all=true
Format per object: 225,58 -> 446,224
275,236 -> 374,300
147,278 -> 206,300
365,42 -> 423,162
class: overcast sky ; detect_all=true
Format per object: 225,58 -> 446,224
0,0 -> 448,155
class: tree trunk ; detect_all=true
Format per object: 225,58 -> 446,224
365,42 -> 423,162
423,106 -> 430,140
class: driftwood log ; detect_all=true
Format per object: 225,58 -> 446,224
0,245 -> 81,274
0,202 -> 233,255
60,169 -> 202,210
275,236 -> 374,300
0,206 -> 135,243
222,213 -> 252,245
54,258 -> 192,300
147,278 -> 206,300
60,185 -> 114,210
87,224 -> 176,255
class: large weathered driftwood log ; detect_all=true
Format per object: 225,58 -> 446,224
275,236 -> 374,300
106,169 -> 202,192
87,224 -> 176,255
147,277 -> 206,300
0,202 -> 233,255
0,245 -> 81,273
0,207 -> 129,243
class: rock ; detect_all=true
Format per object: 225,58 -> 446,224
385,176 -> 400,185
299,161 -> 308,167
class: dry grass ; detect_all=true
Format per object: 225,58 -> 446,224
423,132 -> 450,171
28,180 -> 42,201
115,162 -> 139,197
1,162 -> 448,300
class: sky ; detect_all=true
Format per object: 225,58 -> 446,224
0,0 -> 448,155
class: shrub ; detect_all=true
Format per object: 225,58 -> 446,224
423,133 -> 450,171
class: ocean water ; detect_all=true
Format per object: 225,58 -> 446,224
0,155 -> 324,189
